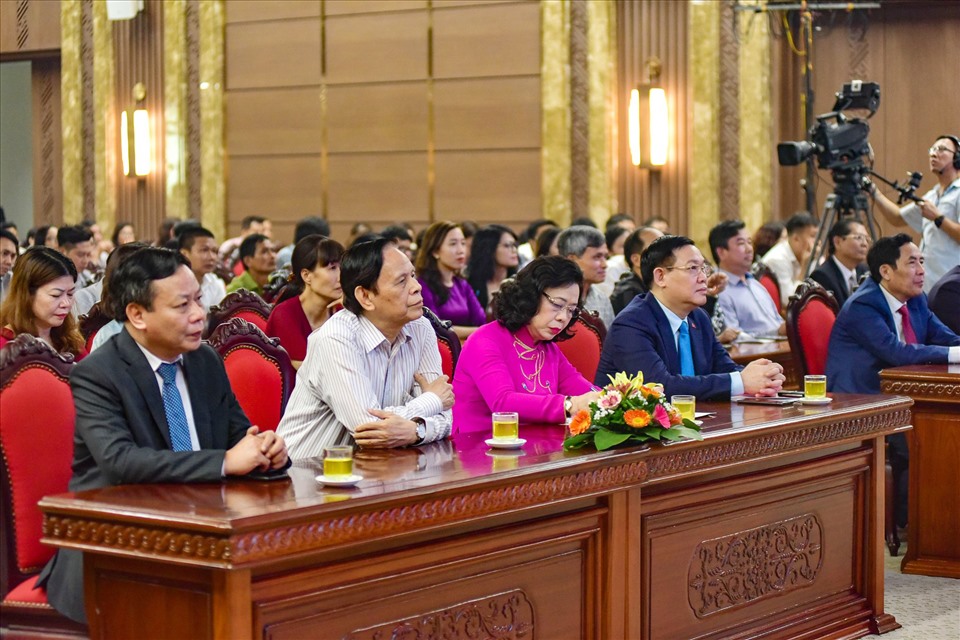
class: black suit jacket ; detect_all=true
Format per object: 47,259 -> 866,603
38,328 -> 251,623
809,257 -> 867,309
928,265 -> 960,334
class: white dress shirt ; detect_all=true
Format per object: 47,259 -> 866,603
878,283 -> 960,362
134,342 -> 200,451
277,310 -> 452,459
762,239 -> 803,306
200,273 -> 227,311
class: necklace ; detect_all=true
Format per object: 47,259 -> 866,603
513,335 -> 550,393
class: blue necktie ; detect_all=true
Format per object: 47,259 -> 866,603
678,320 -> 695,376
158,363 -> 192,452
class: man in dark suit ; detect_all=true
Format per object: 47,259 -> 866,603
596,235 -> 785,399
826,234 -> 959,528
809,219 -> 869,308
928,265 -> 960,334
38,247 -> 288,624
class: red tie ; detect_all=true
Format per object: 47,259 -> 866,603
897,306 -> 917,344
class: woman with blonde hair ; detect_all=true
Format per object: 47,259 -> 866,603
0,247 -> 86,359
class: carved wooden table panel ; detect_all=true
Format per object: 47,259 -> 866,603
881,364 -> 960,579
40,394 -> 911,639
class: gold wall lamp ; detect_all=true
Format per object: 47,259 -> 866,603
629,57 -> 668,169
120,82 -> 151,178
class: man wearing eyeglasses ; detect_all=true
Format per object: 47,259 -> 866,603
710,220 -> 786,338
596,235 -> 785,399
810,220 -> 870,308
870,134 -> 960,293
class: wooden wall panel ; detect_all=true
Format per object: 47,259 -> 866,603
327,84 -> 429,153
228,156 -> 323,218
225,1 -> 321,24
326,153 -> 429,220
0,0 -> 61,57
434,150 -> 540,221
325,12 -> 427,83
325,1 -> 427,16
226,88 -> 323,156
31,58 -> 62,226
433,2 -> 540,79
434,77 -> 540,150
225,19 -> 321,89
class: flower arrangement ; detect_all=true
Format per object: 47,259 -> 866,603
563,372 -> 703,451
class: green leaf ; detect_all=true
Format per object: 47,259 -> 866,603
594,429 -> 633,451
659,428 -> 687,441
562,433 -> 594,450
670,425 -> 704,441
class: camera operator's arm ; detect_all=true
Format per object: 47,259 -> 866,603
868,184 -> 909,228
916,199 -> 960,244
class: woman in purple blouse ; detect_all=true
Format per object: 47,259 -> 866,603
415,221 -> 486,341
452,256 -> 600,435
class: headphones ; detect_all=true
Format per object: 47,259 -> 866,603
937,134 -> 960,170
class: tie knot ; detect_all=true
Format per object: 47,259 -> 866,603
158,362 -> 178,384
679,320 -> 689,336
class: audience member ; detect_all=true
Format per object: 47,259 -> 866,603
517,219 -> 557,268
466,224 -> 519,315
461,220 -> 478,261
595,224 -> 642,298
642,215 -> 670,234
178,227 -> 227,311
226,233 -> 276,296
870,134 -> 960,293
826,234 -> 959,530
415,221 -> 485,341
276,216 -> 330,270
596,235 -> 785,398
752,221 -> 786,261
605,213 -> 636,233
57,225 -> 96,287
347,222 -> 373,247
0,247 -> 86,359
0,228 -> 17,303
710,220 -> 785,337
36,247 -> 288,624
570,216 -> 597,228
609,226 -> 664,315
381,224 -> 416,261
266,235 -> 344,366
277,237 -> 453,458
88,243 -> 150,351
155,217 -> 178,247
35,224 -> 59,249
928,265 -> 960,334
452,256 -> 600,433
218,215 -> 266,264
761,212 -> 818,306
809,219 -> 869,308
112,221 -> 136,248
557,225 -> 614,329
534,226 -> 562,258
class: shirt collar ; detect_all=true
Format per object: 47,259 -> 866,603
878,281 -> 908,316
134,340 -> 184,371
831,256 -> 856,284
719,267 -> 752,286
355,312 -> 413,353
653,295 -> 686,336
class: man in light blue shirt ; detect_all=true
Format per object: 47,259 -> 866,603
709,220 -> 786,337
871,134 -> 960,293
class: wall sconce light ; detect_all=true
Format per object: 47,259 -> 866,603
629,57 -> 669,169
121,83 -> 150,177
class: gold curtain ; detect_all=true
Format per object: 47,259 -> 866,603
541,0 -> 571,226
164,0 -> 188,220
586,0 -> 616,224
199,0 -> 225,240
689,0 -> 721,250
737,2 -> 772,232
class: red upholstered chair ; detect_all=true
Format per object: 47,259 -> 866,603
79,301 -> 110,353
0,334 -> 86,637
422,307 -> 461,378
205,288 -> 272,337
557,309 -> 607,382
752,262 -> 783,314
207,318 -> 295,432
785,279 -> 839,378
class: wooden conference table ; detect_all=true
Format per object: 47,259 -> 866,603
880,364 -> 960,579
40,394 -> 910,640
728,339 -> 801,389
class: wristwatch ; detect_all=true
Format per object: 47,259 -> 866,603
934,215 -> 945,228
564,396 -> 573,418
412,417 -> 427,446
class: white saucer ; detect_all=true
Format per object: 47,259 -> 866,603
315,473 -> 363,487
485,437 -> 526,450
796,396 -> 832,405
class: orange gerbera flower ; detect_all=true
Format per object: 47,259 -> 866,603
641,384 -> 662,399
624,409 -> 651,428
569,410 -> 592,435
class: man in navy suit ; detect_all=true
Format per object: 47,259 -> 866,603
928,265 -> 960,334
38,248 -> 289,624
809,219 -> 869,308
826,234 -> 959,528
596,235 -> 785,399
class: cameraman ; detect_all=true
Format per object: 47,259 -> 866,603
869,135 -> 960,292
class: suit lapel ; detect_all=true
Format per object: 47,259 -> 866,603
182,350 -> 213,449
687,313 -> 705,374
117,330 -> 173,448
648,294 -> 681,373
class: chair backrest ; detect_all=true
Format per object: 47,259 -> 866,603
786,279 -> 840,377
261,269 -> 291,305
0,334 -> 76,596
556,310 -> 607,382
752,262 -> 782,313
206,318 -> 295,432
79,302 -> 111,353
206,288 -> 272,337
422,306 -> 461,378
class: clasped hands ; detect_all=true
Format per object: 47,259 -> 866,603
355,373 -> 454,449
740,358 -> 786,397
225,425 -> 289,475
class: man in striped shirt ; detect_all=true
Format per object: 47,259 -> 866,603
277,236 -> 454,459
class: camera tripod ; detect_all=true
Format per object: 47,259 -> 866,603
805,190 -> 879,278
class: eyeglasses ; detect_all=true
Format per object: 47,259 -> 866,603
499,242 -> 518,250
844,233 -> 870,242
664,264 -> 712,277
929,145 -> 955,155
542,293 -> 580,319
